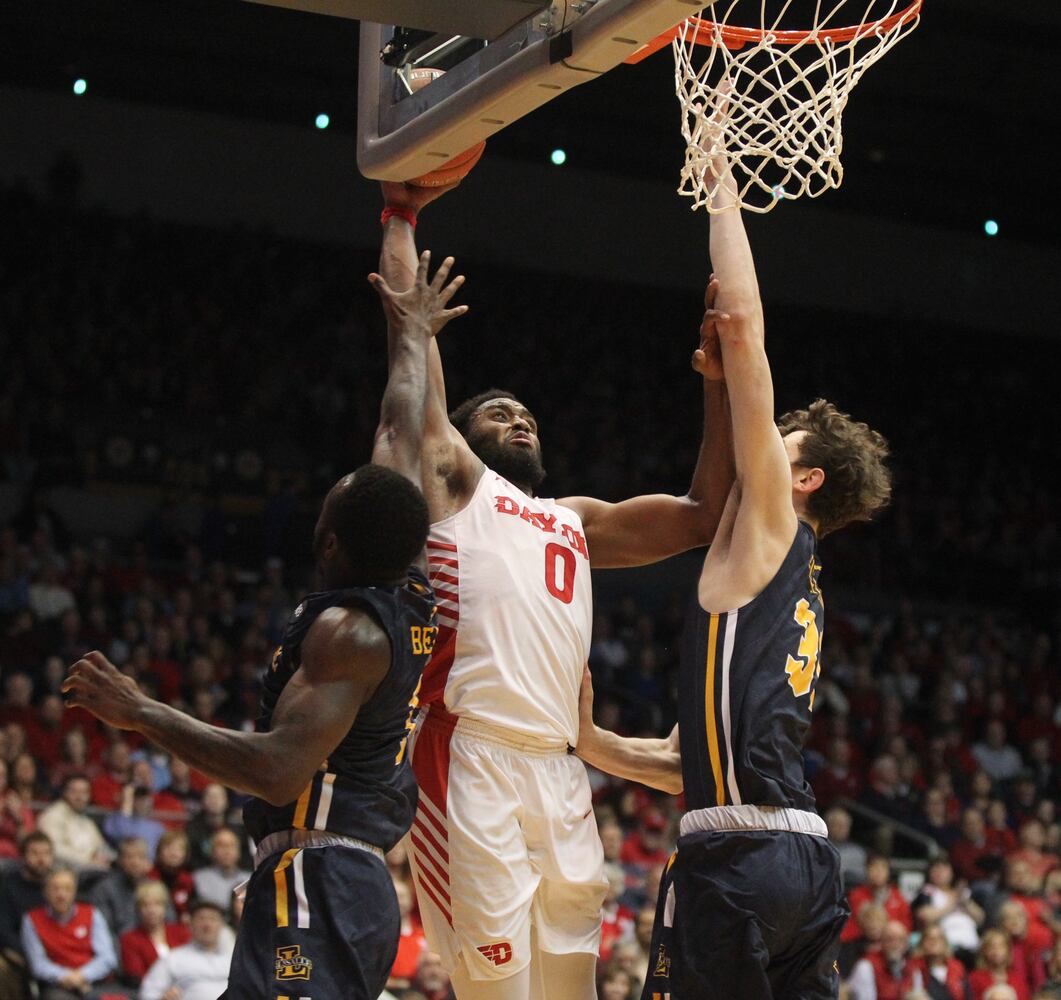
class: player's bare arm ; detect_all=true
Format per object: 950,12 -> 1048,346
573,667 -> 682,794
561,275 -> 735,569
61,610 -> 390,806
369,248 -> 469,493
697,98 -> 799,611
379,182 -> 483,520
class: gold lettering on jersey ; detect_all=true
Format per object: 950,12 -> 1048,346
395,676 -> 423,765
410,625 -> 437,656
784,599 -> 822,699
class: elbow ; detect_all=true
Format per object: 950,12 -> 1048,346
258,766 -> 312,808
661,773 -> 684,796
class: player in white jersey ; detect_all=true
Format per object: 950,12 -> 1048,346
378,180 -> 734,1000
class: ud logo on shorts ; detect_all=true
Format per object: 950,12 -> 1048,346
275,944 -> 313,981
476,942 -> 513,966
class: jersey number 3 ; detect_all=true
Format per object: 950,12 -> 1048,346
784,598 -> 822,699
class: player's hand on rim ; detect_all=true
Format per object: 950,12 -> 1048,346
369,250 -> 469,337
381,179 -> 462,216
61,650 -> 147,731
693,273 -> 729,382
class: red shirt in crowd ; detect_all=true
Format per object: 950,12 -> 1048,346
862,952 -> 919,1000
914,957 -> 967,1000
26,902 -> 96,969
149,867 -> 195,918
600,903 -> 635,962
119,924 -> 191,982
841,886 -> 912,942
390,917 -> 427,983
968,968 -> 1030,1000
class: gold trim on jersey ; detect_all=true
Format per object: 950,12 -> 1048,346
704,614 -> 726,807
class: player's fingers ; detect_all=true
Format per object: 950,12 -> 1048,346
692,349 -> 709,373
416,250 -> 431,283
367,273 -> 393,300
84,650 -> 110,671
440,305 -> 469,324
438,274 -> 465,304
430,256 -> 455,292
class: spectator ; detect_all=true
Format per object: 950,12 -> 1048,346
814,738 -> 864,810
911,857 -> 983,961
388,876 -> 426,990
91,742 -> 133,810
843,854 -> 913,944
0,756 -> 35,859
619,810 -> 670,872
119,881 -> 191,987
138,899 -> 232,1000
184,784 -> 240,868
411,951 -> 455,1000
0,832 -> 54,1000
190,827 -> 248,912
1009,821 -> 1059,884
88,837 -> 154,942
36,775 -> 110,872
861,755 -> 912,824
102,785 -> 166,858
849,920 -> 921,1000
914,923 -> 968,1000
598,966 -> 636,1000
968,929 -> 1031,1000
839,903 -> 888,978
827,806 -> 869,888
20,865 -> 118,999
952,808 -> 1001,884
973,722 -> 1024,785
600,867 -> 635,963
150,830 -> 194,918
915,789 -> 961,852
997,901 -> 1047,994
1040,939 -> 1061,996
7,752 -> 41,809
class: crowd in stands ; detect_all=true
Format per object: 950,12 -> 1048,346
0,178 -> 1058,1000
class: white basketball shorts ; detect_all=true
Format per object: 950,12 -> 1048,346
408,707 -> 607,981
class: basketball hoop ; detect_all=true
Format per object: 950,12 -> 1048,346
634,1 -> 923,213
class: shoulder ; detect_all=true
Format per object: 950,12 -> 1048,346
302,604 -> 392,679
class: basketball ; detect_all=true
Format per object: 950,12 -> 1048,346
405,67 -> 486,188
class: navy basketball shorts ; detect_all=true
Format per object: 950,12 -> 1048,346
221,845 -> 399,1000
641,830 -> 848,1000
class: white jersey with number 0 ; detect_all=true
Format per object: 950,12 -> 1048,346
421,468 -> 592,746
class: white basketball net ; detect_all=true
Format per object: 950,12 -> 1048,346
674,0 -> 922,213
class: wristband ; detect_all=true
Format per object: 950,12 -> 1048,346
381,205 -> 417,229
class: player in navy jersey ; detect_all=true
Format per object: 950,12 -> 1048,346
576,105 -> 892,999
61,250 -> 468,999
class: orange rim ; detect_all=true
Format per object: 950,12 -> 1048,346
625,0 -> 921,63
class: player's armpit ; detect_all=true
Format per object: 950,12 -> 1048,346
263,607 -> 392,805
563,493 -> 710,569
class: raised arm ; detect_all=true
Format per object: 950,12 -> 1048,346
61,610 -> 391,807
379,182 -> 483,517
706,100 -> 797,553
368,250 -> 468,488
573,667 -> 682,795
561,279 -> 735,569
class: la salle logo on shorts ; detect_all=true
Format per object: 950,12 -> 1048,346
477,942 -> 513,966
654,944 -> 671,978
275,945 -> 313,981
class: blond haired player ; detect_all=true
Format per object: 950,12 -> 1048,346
377,181 -> 734,1000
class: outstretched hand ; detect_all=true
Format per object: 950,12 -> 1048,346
369,250 -> 469,336
62,651 -> 147,731
692,274 -> 729,381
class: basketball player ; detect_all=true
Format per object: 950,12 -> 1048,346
378,183 -> 735,1000
61,252 -> 467,999
574,133 -> 892,999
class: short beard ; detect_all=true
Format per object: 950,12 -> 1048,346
467,433 -> 546,493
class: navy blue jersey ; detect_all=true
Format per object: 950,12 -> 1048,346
243,567 -> 436,852
678,522 -> 823,812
